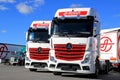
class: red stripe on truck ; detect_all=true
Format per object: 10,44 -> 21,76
59,11 -> 87,16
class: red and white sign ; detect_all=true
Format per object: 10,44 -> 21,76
100,36 -> 114,52
0,44 -> 9,59
33,23 -> 49,28
58,11 -> 87,17
100,32 -> 117,60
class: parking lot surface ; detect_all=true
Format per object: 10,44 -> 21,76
0,64 -> 120,80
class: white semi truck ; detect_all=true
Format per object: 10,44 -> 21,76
25,20 -> 51,71
48,8 -> 109,77
100,28 -> 120,71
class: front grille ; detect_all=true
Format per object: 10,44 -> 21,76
54,44 -> 86,61
31,62 -> 48,68
29,48 -> 50,60
57,63 -> 81,71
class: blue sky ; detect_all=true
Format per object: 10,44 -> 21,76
0,0 -> 120,45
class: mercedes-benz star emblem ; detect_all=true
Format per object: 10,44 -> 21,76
66,43 -> 72,51
38,47 -> 42,53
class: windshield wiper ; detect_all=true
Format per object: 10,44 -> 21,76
61,32 -> 70,37
54,32 -> 70,37
75,32 -> 90,34
32,38 -> 40,42
54,32 -> 89,37
72,32 -> 91,37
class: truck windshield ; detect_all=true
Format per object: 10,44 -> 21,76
28,29 -> 49,43
52,18 -> 93,37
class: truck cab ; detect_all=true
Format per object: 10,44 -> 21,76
25,21 -> 51,71
48,8 -> 102,77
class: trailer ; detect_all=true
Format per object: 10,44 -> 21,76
100,28 -> 120,71
0,43 -> 26,65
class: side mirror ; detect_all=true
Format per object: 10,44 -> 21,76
93,22 -> 100,37
94,34 -> 97,37
93,26 -> 97,37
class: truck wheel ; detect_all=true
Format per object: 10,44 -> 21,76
29,68 -> 37,72
53,72 -> 62,75
94,65 -> 99,78
104,65 -> 109,74
92,58 -> 100,78
118,64 -> 120,72
91,65 -> 99,78
104,60 -> 110,74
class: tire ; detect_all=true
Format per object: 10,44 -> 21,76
29,68 -> 37,72
104,65 -> 109,74
94,65 -> 99,78
13,63 -> 17,66
90,66 -> 99,78
92,57 -> 100,78
53,72 -> 62,75
104,60 -> 110,74
117,64 -> 120,72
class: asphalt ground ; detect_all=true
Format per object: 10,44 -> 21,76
0,63 -> 120,80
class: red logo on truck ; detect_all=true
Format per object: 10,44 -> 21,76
33,23 -> 49,27
59,11 -> 87,17
0,44 -> 9,59
100,37 -> 114,52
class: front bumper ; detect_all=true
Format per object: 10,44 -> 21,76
49,62 -> 95,74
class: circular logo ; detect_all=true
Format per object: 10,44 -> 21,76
100,37 -> 114,52
38,47 -> 42,53
0,44 -> 9,59
66,43 -> 72,51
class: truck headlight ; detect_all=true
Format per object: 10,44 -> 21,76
50,56 -> 57,63
25,57 -> 31,61
81,54 -> 90,64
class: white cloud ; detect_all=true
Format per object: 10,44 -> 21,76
7,0 -> 15,3
0,0 -> 16,3
16,0 -> 45,14
34,0 -> 44,7
70,4 -> 82,8
1,30 -> 7,33
0,5 -> 8,10
0,0 -> 45,14
113,14 -> 120,18
16,3 -> 33,14
0,0 -> 15,11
